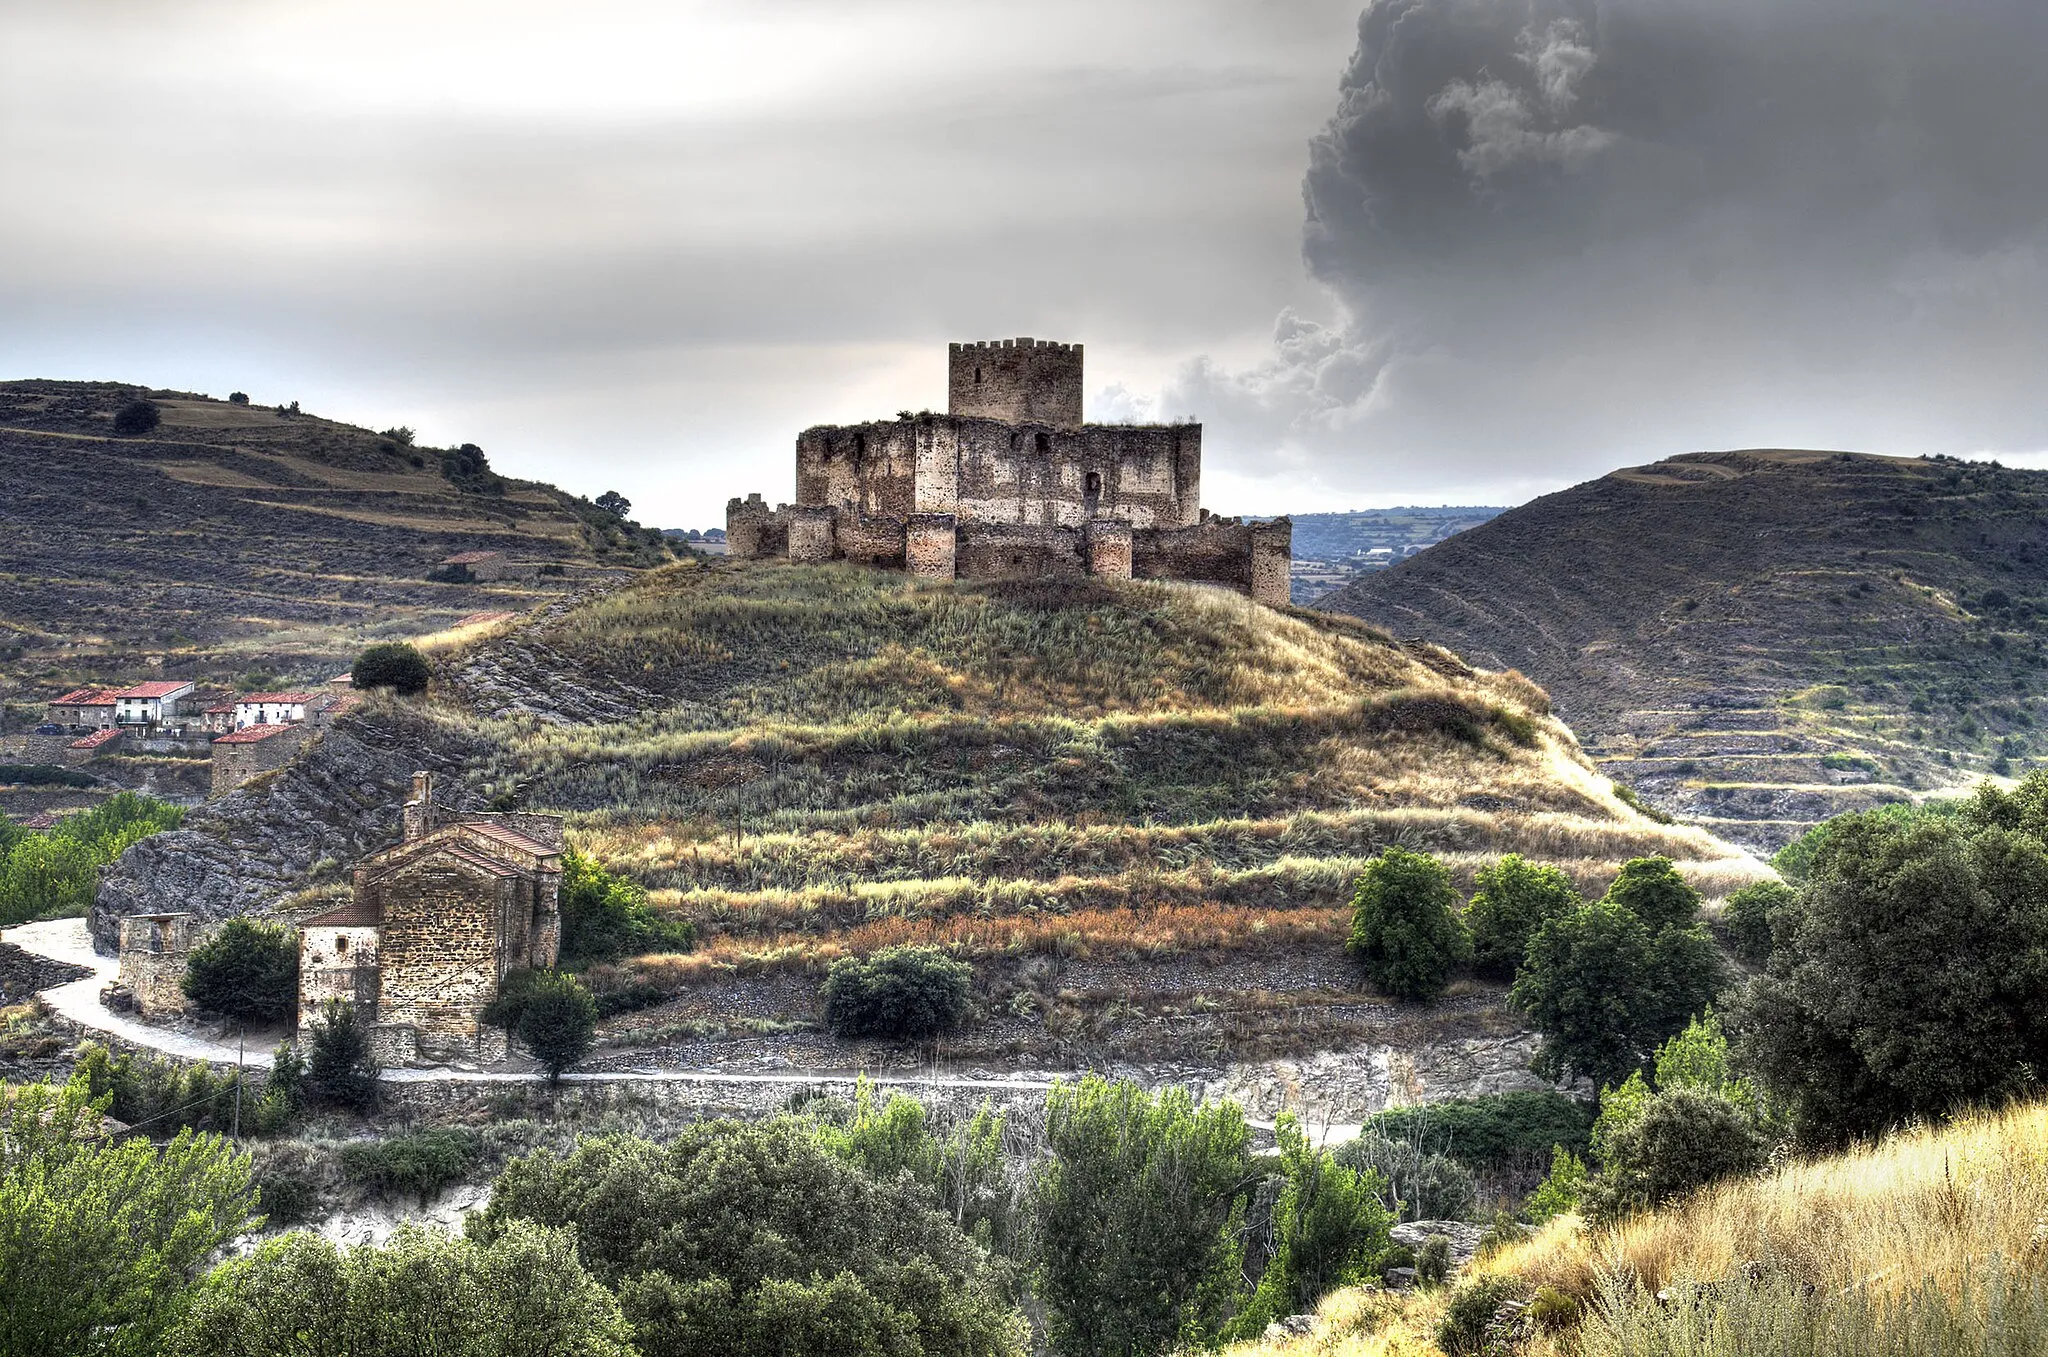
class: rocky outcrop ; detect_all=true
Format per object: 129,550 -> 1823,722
1207,1034 -> 1573,1130
89,707 -> 493,954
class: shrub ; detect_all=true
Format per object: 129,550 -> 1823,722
558,850 -> 695,966
1465,854 -> 1581,981
339,1128 -> 479,1205
181,919 -> 299,1023
1030,1076 -> 1250,1356
1226,1115 -> 1397,1339
1346,846 -> 1472,1001
227,391 -> 250,405
1416,1233 -> 1453,1285
1362,1091 -> 1595,1172
486,969 -> 596,1080
1438,1275 -> 1528,1354
350,641 -> 431,695
822,944 -> 974,1040
1332,1132 -> 1477,1222
1719,880 -> 1790,965
74,1042 -> 242,1135
475,1120 -> 1022,1357
1601,856 -> 1701,931
1584,1087 -> 1768,1220
305,1000 -> 378,1113
112,398 -> 160,435
249,1140 -> 328,1225
1524,1146 -> 1587,1223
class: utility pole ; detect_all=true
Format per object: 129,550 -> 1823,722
231,1024 -> 245,1141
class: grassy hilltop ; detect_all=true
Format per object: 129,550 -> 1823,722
304,560 -> 1756,1067
1324,449 -> 2048,850
0,379 -> 670,704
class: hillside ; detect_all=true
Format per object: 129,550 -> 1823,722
99,561 -> 1757,1090
1232,1098 -> 2048,1356
1322,450 -> 2048,850
1287,506 -> 1505,605
0,379 -> 671,706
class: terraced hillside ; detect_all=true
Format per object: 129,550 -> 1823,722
0,379 -> 670,706
106,561 -> 1756,1079
1323,450 -> 2048,850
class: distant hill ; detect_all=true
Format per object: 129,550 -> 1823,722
1285,507 -> 1504,605
100,561 -> 1754,1074
0,380 -> 672,706
1321,449 -> 2048,849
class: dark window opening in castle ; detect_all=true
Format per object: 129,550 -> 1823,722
727,337 -> 1291,605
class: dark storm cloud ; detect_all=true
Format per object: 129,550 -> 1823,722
1178,0 -> 2048,510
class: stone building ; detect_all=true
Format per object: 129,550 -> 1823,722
728,338 -> 1291,605
298,772 -> 564,1066
440,549 -> 536,582
48,687 -> 119,729
112,680 -> 196,726
115,913 -> 198,1018
210,722 -> 309,797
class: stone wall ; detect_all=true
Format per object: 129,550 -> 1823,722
948,338 -> 1083,427
955,522 -> 1087,580
116,913 -> 197,1017
365,861 -> 509,1061
299,924 -> 380,1029
210,725 -> 309,798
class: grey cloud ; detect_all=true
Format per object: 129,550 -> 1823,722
1180,0 -> 2048,508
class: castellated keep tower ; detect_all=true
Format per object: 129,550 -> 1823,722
727,337 -> 1290,606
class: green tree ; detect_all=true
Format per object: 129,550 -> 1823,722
822,944 -> 975,1040
558,849 -> 695,966
1523,1146 -> 1588,1223
1464,854 -> 1582,981
594,491 -> 632,520
1030,1076 -> 1252,1357
1731,805 -> 2048,1143
1510,901 -> 1725,1088
1719,880 -> 1791,965
305,999 -> 378,1113
181,918 -> 300,1023
1228,1115 -> 1395,1339
1331,1132 -> 1476,1223
0,1072 -> 256,1356
810,1082 -> 1017,1247
167,1221 -> 633,1357
1346,847 -> 1473,1001
1601,856 -> 1702,932
475,1120 -> 1025,1357
112,398 -> 160,435
0,833 -> 100,925
351,641 -> 432,695
1583,1087 -> 1766,1220
488,969 -> 597,1080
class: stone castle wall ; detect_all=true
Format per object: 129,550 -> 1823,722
947,338 -> 1083,427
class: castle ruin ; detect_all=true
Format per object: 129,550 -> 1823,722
727,339 -> 1291,605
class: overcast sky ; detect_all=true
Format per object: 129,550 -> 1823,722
5,1 -> 2047,525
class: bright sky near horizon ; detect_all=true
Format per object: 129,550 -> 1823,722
5,1 -> 2047,526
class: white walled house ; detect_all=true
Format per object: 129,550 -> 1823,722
112,681 -> 196,726
234,691 -> 324,729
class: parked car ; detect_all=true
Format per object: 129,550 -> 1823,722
33,723 -> 64,736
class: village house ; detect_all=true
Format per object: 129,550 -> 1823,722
233,690 -> 327,729
67,727 -> 124,763
47,687 -> 118,729
199,701 -> 239,735
210,722 -> 309,797
440,549 -> 536,582
297,772 -> 564,1066
112,680 -> 196,726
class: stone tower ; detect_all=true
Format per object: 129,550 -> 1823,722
948,338 -> 1083,428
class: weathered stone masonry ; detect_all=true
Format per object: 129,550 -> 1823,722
299,772 -> 562,1066
729,338 -> 1290,605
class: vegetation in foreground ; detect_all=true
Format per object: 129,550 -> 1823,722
0,793 -> 183,926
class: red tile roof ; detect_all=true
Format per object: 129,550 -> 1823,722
458,819 -> 560,858
442,550 -> 504,565
304,898 -> 381,927
51,687 -> 119,707
112,681 -> 193,699
69,728 -> 124,750
238,691 -> 320,705
214,723 -> 296,744
206,702 -> 238,714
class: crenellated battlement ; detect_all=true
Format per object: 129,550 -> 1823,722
949,337 -> 1083,356
949,336 -> 1084,427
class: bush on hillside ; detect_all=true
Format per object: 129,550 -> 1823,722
112,398 -> 160,435
1719,880 -> 1791,965
1346,846 -> 1473,1002
1732,787 -> 2048,1143
1524,1146 -> 1588,1223
1602,856 -> 1702,932
1584,1087 -> 1767,1220
339,1128 -> 479,1205
1511,901 -> 1725,1088
1438,1275 -> 1528,1354
1333,1132 -> 1478,1223
350,641 -> 431,695
822,944 -> 974,1040
181,919 -> 300,1024
474,1119 -> 1022,1357
1362,1091 -> 1596,1173
1228,1115 -> 1398,1339
304,1000 -> 378,1114
485,969 -> 596,1080
74,1041 -> 243,1135
1031,1076 -> 1251,1356
227,390 -> 250,404
1465,854 -> 1583,981
558,850 -> 695,967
